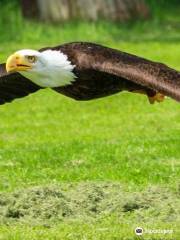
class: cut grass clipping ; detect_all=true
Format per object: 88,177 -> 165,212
0,183 -> 179,227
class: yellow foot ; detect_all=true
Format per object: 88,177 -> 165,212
148,93 -> 165,104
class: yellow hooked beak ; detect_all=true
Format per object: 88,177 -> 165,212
6,53 -> 32,73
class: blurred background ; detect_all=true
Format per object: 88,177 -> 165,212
0,0 -> 180,63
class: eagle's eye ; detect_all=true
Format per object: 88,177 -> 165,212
27,56 -> 36,63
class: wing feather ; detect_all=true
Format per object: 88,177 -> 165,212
59,42 -> 180,102
0,63 -> 41,105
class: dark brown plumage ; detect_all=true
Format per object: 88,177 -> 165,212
1,42 -> 180,105
0,64 -> 41,104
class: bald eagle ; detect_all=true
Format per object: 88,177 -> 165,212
1,42 -> 180,105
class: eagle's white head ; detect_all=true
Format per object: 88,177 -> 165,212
6,49 -> 76,87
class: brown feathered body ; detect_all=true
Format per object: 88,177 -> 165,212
0,42 -> 180,105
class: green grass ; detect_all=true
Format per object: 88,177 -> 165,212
0,90 -> 179,191
0,219 -> 178,240
0,2 -> 180,239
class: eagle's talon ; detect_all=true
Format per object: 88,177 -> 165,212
148,93 -> 165,104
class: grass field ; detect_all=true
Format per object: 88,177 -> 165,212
0,2 -> 180,239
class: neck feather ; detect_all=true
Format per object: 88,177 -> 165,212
20,50 -> 76,88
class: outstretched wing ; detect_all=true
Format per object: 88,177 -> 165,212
59,42 -> 180,102
0,63 -> 41,105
